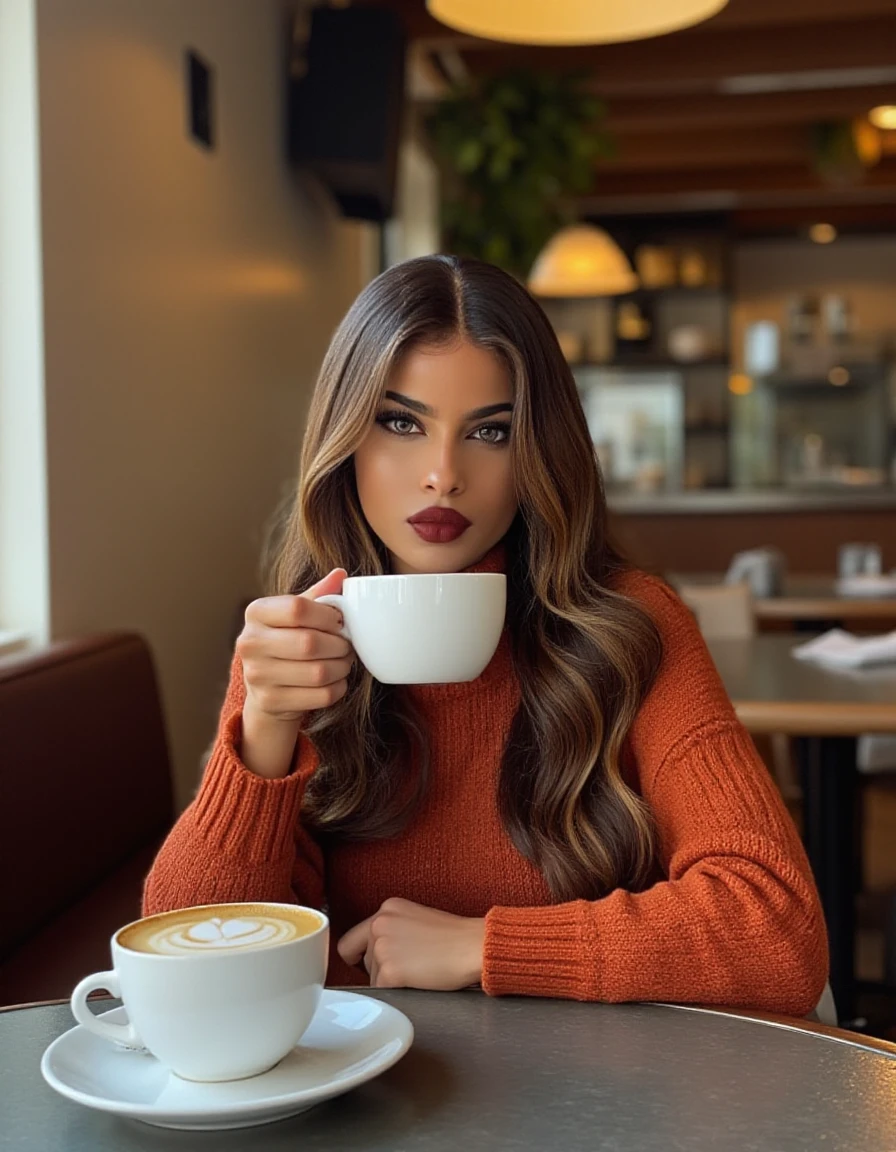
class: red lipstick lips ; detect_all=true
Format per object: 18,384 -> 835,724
407,506 -> 471,544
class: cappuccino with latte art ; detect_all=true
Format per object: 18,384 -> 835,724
71,901 -> 329,1082
118,903 -> 323,956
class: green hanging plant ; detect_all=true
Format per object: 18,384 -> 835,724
810,119 -> 881,186
425,70 -> 614,279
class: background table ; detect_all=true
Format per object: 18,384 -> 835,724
755,577 -> 896,625
671,573 -> 896,625
707,633 -> 896,1024
6,992 -> 896,1151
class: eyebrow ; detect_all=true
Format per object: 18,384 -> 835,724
383,390 -> 513,421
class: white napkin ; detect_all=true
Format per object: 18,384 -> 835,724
792,628 -> 896,669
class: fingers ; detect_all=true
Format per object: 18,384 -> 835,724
366,940 -> 379,988
246,676 -> 351,718
242,656 -> 354,714
338,908 -> 403,988
246,568 -> 348,634
337,916 -> 373,968
242,622 -> 352,664
238,568 -> 354,721
246,591 -> 344,635
301,568 -> 347,600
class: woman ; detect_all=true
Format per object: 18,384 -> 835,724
144,255 -> 827,1015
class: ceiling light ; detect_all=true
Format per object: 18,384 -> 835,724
869,105 -> 896,130
809,223 -> 837,244
728,374 -> 753,396
853,118 -> 882,166
427,0 -> 729,46
528,225 -> 638,297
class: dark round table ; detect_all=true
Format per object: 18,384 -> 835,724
5,989 -> 896,1150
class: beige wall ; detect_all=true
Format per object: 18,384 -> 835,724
36,0 -> 375,804
732,236 -> 896,371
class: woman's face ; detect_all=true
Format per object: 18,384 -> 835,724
353,339 -> 518,575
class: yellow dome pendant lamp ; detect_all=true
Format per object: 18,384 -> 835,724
426,0 -> 729,46
528,225 -> 637,298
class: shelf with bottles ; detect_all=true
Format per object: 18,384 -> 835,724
544,213 -> 733,371
552,321 -> 730,369
580,356 -> 731,371
684,422 -> 730,435
619,284 -> 728,300
611,292 -> 730,367
729,358 -> 893,490
603,212 -> 730,292
607,214 -> 731,368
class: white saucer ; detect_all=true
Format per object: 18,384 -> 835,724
40,989 -> 413,1131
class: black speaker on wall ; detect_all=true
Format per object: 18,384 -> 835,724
288,6 -> 406,223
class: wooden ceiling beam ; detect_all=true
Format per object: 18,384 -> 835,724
584,158 -> 896,197
603,86 -> 896,134
446,19 -> 896,96
599,126 -> 813,171
707,0 -> 896,29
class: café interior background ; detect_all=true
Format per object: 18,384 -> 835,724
2,0 -> 896,811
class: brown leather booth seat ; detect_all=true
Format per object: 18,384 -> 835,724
0,633 -> 174,1005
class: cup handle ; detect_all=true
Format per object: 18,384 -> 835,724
71,970 -> 143,1048
315,593 -> 351,641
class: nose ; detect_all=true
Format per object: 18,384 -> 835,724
421,436 -> 465,497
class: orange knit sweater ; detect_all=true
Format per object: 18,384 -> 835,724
143,553 -> 828,1016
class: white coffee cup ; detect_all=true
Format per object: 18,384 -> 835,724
70,902 -> 328,1082
318,572 -> 506,684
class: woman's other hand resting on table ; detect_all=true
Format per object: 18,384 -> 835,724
237,569 -> 354,779
337,898 -> 486,991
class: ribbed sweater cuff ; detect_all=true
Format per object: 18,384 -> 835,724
482,902 -> 587,998
191,734 -> 308,866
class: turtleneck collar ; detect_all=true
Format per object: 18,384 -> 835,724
461,541 -> 507,577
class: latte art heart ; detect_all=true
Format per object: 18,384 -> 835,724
181,917 -> 283,946
150,915 -> 298,955
118,903 -> 323,956
183,917 -> 281,947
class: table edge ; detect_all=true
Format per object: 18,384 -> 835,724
6,992 -> 896,1059
655,1001 -> 896,1059
733,699 -> 896,735
757,598 -> 896,620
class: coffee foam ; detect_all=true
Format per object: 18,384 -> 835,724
119,903 -> 322,957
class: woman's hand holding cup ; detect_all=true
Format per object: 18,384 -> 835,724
237,569 -> 354,779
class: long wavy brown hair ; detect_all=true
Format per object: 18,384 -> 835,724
269,255 -> 663,902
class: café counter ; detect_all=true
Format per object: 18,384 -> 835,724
608,488 -> 896,574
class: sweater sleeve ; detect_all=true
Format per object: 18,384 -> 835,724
481,575 -> 829,1018
142,649 -> 325,915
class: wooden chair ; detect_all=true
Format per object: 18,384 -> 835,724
678,581 -> 755,640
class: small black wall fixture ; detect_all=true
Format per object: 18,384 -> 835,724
186,49 -> 215,150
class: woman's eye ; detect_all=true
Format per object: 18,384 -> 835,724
375,411 -> 420,436
471,424 -> 510,445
